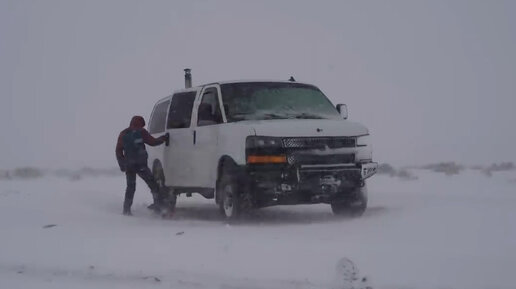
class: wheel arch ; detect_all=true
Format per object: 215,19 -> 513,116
152,159 -> 163,174
215,155 -> 239,202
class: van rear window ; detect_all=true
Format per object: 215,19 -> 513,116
149,100 -> 170,134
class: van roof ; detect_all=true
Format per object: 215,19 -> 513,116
175,79 -> 314,92
155,79 -> 317,103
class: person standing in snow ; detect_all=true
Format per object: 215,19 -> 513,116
115,116 -> 169,216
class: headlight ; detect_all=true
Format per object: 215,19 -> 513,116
246,136 -> 283,148
356,135 -> 371,147
246,136 -> 286,164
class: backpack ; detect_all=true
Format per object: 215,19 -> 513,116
122,129 -> 147,166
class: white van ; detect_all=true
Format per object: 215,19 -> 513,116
147,71 -> 377,219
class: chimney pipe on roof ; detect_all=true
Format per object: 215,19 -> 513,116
184,68 -> 192,88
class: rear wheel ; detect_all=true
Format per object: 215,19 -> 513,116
153,164 -> 176,215
331,184 -> 368,217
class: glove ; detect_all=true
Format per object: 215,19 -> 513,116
117,158 -> 126,172
162,133 -> 170,146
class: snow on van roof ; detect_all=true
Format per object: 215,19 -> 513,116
174,79 -> 315,92
216,79 -> 314,86
160,80 -> 318,101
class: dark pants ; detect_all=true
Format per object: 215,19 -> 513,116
124,165 -> 160,210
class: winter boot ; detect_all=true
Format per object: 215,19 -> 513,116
147,203 -> 159,211
147,193 -> 164,213
123,199 -> 133,216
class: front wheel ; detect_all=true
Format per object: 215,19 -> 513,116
218,175 -> 243,220
331,184 -> 368,217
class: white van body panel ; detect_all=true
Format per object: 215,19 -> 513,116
163,127 -> 194,187
239,119 -> 368,138
217,123 -> 256,165
189,123 -> 255,188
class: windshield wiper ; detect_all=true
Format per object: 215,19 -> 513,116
262,113 -> 289,119
229,112 -> 288,121
229,113 -> 254,121
292,113 -> 327,119
230,112 -> 323,121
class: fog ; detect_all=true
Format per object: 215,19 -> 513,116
1,0 -> 515,169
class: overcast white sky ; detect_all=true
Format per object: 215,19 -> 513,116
1,0 -> 515,169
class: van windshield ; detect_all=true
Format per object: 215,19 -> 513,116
220,82 -> 340,122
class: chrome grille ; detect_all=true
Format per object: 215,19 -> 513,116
282,137 -> 356,149
287,153 -> 355,165
282,137 -> 356,165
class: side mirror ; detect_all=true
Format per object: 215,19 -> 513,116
336,104 -> 348,119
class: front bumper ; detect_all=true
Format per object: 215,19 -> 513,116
360,162 -> 378,179
246,162 -> 378,207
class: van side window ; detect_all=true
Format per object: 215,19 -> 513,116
167,92 -> 196,129
149,100 -> 170,134
198,87 -> 223,126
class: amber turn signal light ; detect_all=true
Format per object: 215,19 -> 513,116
247,155 -> 287,164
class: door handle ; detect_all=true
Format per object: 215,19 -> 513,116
193,130 -> 196,145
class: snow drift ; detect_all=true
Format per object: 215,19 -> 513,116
0,166 -> 515,289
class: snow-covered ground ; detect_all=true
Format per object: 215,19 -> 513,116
0,169 -> 515,289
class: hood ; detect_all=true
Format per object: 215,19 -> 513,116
242,119 -> 369,137
129,116 -> 145,129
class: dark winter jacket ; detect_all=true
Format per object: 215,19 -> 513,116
116,116 -> 166,170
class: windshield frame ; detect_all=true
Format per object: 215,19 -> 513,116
220,82 -> 340,122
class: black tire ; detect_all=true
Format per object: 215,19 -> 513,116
153,164 -> 176,213
331,184 -> 368,217
217,173 -> 244,221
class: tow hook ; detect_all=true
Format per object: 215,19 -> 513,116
273,184 -> 292,199
280,184 -> 292,192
